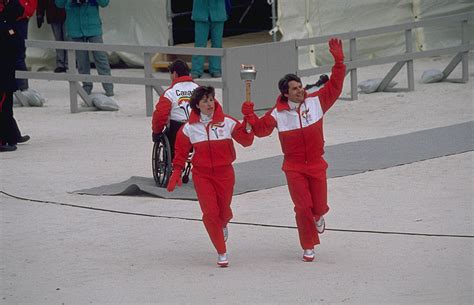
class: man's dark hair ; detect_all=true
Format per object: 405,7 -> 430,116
278,73 -> 302,101
168,59 -> 190,77
190,86 -> 215,113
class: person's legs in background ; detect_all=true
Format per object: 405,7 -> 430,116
15,19 -> 29,91
166,120 -> 185,160
50,22 -> 68,72
208,21 -> 224,77
88,35 -> 113,96
191,21 -> 210,78
0,92 -> 22,150
71,36 -> 93,94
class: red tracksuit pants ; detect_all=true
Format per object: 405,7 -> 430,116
285,169 -> 330,250
192,165 -> 234,254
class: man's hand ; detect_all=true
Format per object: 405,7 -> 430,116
241,101 -> 258,126
152,132 -> 162,142
36,15 -> 44,28
329,38 -> 344,63
242,101 -> 258,126
166,170 -> 182,192
241,101 -> 255,116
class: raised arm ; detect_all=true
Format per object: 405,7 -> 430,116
309,38 -> 346,113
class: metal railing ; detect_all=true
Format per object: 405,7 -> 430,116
16,12 -> 473,116
296,12 -> 473,100
17,41 -> 225,116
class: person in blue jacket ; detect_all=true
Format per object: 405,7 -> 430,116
191,0 -> 228,79
55,0 -> 113,96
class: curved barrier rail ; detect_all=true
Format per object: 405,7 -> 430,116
17,12 -> 472,116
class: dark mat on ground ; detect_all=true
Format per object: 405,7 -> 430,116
74,121 -> 473,200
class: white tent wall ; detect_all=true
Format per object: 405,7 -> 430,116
276,0 -> 474,69
413,0 -> 474,50
25,0 -> 473,71
26,0 -> 169,70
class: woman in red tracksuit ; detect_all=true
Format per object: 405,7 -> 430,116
241,38 -> 345,262
167,86 -> 254,267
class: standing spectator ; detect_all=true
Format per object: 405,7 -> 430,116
15,0 -> 37,91
36,0 -> 68,73
152,59 -> 199,158
241,38 -> 345,262
55,0 -> 113,96
191,0 -> 227,79
167,86 -> 254,267
1,0 -> 31,152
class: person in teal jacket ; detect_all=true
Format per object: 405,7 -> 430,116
191,0 -> 228,79
55,0 -> 113,96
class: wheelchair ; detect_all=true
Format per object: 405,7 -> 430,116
152,132 -> 191,187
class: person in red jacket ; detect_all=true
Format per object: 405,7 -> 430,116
241,38 -> 345,262
167,86 -> 254,267
151,59 -> 199,158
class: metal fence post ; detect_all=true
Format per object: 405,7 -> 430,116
221,48 -> 229,114
405,29 -> 415,91
461,19 -> 469,82
144,52 -> 154,117
67,49 -> 78,113
349,38 -> 358,100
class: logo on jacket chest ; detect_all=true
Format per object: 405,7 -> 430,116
301,108 -> 313,124
210,122 -> 226,139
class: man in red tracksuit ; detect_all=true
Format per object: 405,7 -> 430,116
241,38 -> 345,262
167,86 -> 254,267
152,59 -> 199,158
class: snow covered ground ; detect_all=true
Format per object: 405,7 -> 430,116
0,54 -> 472,304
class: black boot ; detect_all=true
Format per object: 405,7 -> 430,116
17,135 -> 30,143
0,144 -> 17,152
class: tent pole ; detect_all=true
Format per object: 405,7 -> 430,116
166,0 -> 174,46
271,0 -> 277,42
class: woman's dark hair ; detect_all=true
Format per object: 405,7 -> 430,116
189,86 -> 215,113
168,59 -> 190,77
278,73 -> 302,101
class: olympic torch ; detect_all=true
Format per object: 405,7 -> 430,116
240,64 -> 257,132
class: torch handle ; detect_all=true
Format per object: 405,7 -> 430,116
245,81 -> 251,102
245,80 -> 252,132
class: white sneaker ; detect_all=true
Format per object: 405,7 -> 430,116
315,216 -> 325,234
302,249 -> 315,262
223,227 -> 228,242
217,253 -> 228,267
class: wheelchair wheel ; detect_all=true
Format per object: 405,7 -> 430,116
152,134 -> 172,187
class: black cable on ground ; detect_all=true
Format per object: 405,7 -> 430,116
1,190 -> 473,239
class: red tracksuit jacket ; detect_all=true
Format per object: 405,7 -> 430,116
251,62 -> 346,172
172,101 -> 254,171
18,0 -> 36,19
152,75 -> 199,134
